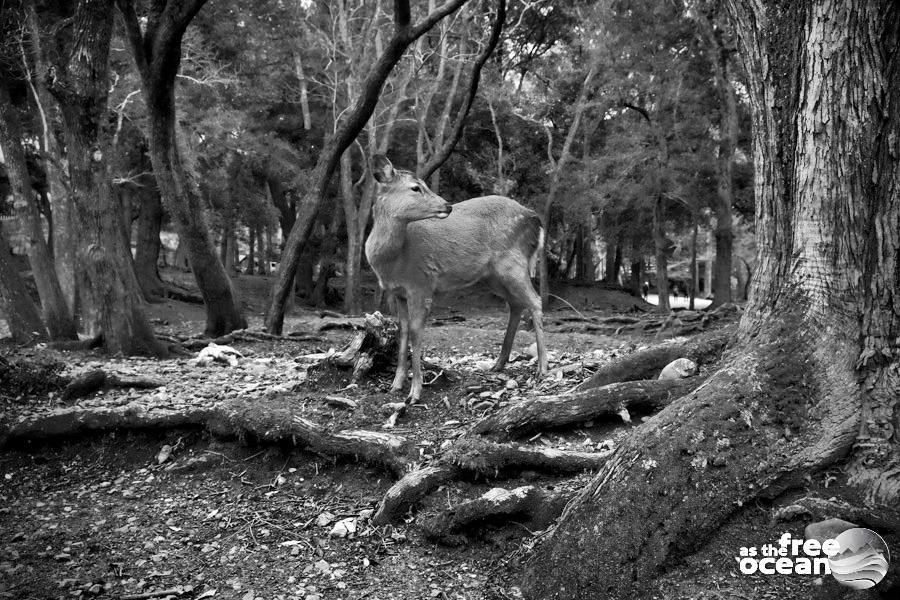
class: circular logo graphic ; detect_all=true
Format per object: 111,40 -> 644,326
828,528 -> 891,589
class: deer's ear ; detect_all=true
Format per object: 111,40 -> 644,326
372,155 -> 395,184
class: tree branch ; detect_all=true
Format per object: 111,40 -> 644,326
393,0 -> 411,27
409,0 -> 471,40
418,0 -> 506,180
623,101 -> 651,123
115,0 -> 150,81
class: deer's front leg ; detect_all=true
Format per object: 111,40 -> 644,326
406,295 -> 430,402
390,296 -> 409,393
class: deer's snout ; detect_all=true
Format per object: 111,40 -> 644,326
436,202 -> 452,218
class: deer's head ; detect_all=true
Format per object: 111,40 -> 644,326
372,155 -> 452,222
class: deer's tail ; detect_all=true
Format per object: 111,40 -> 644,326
524,214 -> 544,276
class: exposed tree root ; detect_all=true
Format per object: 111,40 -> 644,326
474,377 -> 701,438
775,496 -> 900,534
574,323 -> 733,391
46,334 -> 104,352
161,283 -> 204,305
523,316 -> 861,599
372,437 -> 610,525
179,329 -> 323,350
421,485 -> 571,545
0,399 -> 410,475
60,369 -> 165,403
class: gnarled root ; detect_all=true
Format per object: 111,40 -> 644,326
421,485 -> 571,545
473,377 -> 701,438
372,438 -> 610,525
574,324 -> 733,391
1,399 -> 410,476
523,318 -> 861,599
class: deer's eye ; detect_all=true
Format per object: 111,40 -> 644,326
411,185 -> 421,193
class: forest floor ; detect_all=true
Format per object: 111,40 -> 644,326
0,272 -> 859,600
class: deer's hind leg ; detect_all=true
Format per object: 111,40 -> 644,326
494,267 -> 548,378
492,303 -> 524,372
389,295 -> 410,393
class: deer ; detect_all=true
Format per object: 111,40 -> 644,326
365,154 -> 548,410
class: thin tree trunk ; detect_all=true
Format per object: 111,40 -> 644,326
689,218 -> 698,310
259,227 -> 269,275
0,228 -> 47,343
133,186 -> 165,299
652,195 -> 670,312
0,79 -> 77,340
699,10 -> 737,308
245,228 -> 255,275
628,256 -> 642,297
340,151 -> 361,314
293,52 -> 312,131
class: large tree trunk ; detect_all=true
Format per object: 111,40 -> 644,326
0,79 -> 77,340
133,186 -> 166,300
264,0 -> 471,334
0,228 -> 47,343
524,2 -> 900,598
21,3 -> 77,317
117,0 -> 246,337
48,0 -> 165,357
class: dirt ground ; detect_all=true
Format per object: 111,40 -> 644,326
0,271 -> 881,600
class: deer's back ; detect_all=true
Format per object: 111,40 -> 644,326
399,196 -> 541,293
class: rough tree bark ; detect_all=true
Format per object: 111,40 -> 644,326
117,0 -> 247,337
21,5 -> 77,316
0,78 -> 77,340
524,2 -> 900,598
44,0 -> 165,356
264,0 -> 472,334
133,180 -> 166,300
0,227 -> 46,343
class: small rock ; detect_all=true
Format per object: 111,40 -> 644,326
474,360 -> 494,371
804,518 -> 857,543
505,379 -> 518,390
313,559 -> 331,575
329,518 -> 357,538
657,358 -> 699,380
315,512 -> 335,528
156,444 -> 174,464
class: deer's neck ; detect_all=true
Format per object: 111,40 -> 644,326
367,214 -> 409,274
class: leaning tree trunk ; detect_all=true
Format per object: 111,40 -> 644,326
524,2 -> 900,598
0,227 -> 46,343
117,0 -> 246,337
145,109 -> 246,336
49,0 -> 165,357
0,79 -> 77,340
